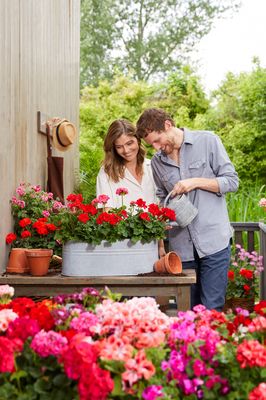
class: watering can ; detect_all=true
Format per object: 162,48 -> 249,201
164,190 -> 198,228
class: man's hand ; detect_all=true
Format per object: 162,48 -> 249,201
172,178 -> 197,196
171,177 -> 220,196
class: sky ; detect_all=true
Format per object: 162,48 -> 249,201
192,0 -> 266,92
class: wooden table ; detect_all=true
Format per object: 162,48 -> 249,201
0,269 -> 196,311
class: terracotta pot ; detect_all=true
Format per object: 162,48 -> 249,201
6,248 -> 30,274
154,252 -> 182,275
26,249 -> 53,276
153,257 -> 166,274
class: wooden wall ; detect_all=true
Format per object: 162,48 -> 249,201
0,0 -> 80,272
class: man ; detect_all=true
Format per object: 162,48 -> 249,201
136,108 -> 239,311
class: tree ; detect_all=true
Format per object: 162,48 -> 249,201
211,61 -> 266,185
80,0 -> 116,86
80,0 -> 240,86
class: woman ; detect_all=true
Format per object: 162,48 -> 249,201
96,119 -> 165,257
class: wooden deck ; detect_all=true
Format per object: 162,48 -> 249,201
0,269 -> 196,311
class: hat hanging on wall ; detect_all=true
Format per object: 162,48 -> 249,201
52,119 -> 77,152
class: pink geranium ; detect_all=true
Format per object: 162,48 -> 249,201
0,284 -> 14,304
249,383 -> 266,400
70,311 -> 98,335
31,330 -> 68,357
116,187 -> 129,196
0,309 -> 18,332
236,339 -> 266,368
122,350 -> 156,389
96,194 -> 110,204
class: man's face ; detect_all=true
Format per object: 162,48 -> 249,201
144,122 -> 176,155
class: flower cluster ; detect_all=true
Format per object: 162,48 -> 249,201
6,183 -> 63,250
259,198 -> 266,211
53,191 -> 176,245
0,284 -> 265,400
226,245 -> 264,299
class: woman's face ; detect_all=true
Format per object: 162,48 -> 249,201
114,133 -> 139,163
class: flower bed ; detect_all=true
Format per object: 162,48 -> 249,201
0,285 -> 265,400
226,244 -> 263,303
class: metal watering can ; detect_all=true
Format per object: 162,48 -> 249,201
164,190 -> 198,228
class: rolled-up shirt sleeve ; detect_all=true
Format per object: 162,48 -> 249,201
210,135 -> 239,195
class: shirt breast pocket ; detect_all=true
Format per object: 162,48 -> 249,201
188,160 -> 206,178
161,172 -> 176,192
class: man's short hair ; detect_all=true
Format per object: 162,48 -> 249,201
136,108 -> 175,138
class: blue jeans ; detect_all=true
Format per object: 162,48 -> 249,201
182,244 -> 231,311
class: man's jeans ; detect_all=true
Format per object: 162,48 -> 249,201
182,244 -> 231,311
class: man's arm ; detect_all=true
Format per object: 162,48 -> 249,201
172,134 -> 239,196
171,177 -> 219,196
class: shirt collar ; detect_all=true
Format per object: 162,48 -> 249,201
182,128 -> 194,144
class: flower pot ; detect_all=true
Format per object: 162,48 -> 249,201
6,248 -> 30,274
226,297 -> 255,313
26,249 -> 53,276
62,240 -> 157,276
154,252 -> 182,275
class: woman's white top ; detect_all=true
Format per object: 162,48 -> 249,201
96,159 -> 157,208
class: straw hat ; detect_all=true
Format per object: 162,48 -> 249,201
52,119 -> 77,152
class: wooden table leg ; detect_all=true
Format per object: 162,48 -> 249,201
176,286 -> 191,311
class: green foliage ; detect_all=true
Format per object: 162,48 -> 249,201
0,341 -> 78,400
210,62 -> 266,185
80,0 -> 240,85
227,184 -> 266,223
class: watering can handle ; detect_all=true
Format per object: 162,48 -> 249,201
163,190 -> 182,208
163,191 -> 180,227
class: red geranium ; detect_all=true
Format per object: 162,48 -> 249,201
19,218 -> 32,228
139,212 -> 151,222
228,270 -> 234,280
21,230 -> 31,238
5,233 -> 17,244
53,191 -> 176,245
78,213 -> 90,223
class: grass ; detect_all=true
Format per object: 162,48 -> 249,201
227,183 -> 265,223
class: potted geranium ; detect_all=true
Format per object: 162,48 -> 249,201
225,244 -> 264,312
53,191 -> 176,276
5,183 -> 63,274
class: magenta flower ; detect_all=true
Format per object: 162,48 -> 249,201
31,330 -> 68,357
142,385 -> 164,400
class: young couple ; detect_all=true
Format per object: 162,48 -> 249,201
96,108 -> 239,311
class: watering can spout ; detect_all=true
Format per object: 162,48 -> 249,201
164,190 -> 198,228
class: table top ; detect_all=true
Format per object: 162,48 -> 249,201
0,269 -> 196,285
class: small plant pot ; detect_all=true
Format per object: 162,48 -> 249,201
225,297 -> 255,313
153,257 -> 166,274
26,249 -> 53,276
6,248 -> 30,274
154,252 -> 182,275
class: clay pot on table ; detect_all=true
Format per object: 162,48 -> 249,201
26,249 -> 53,276
154,251 -> 182,275
6,248 -> 30,274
